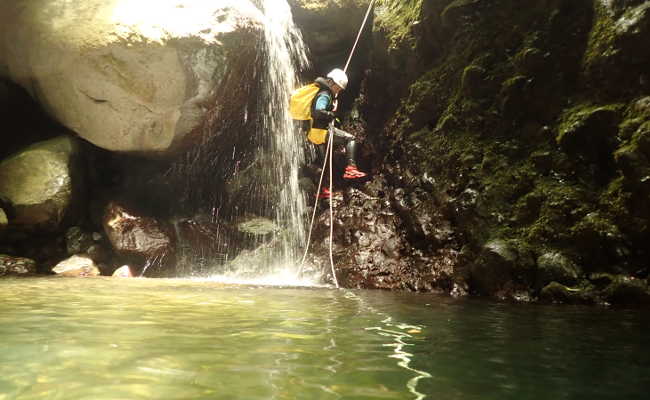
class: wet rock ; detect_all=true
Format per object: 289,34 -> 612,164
86,244 -> 110,264
556,105 -> 622,162
65,226 -> 94,255
103,202 -> 176,276
570,212 -> 627,268
536,252 -> 581,289
460,65 -> 487,98
470,239 -> 536,297
441,0 -> 482,27
174,218 -> 233,275
515,47 -> 548,75
0,254 -> 37,276
584,2 -> 650,94
539,282 -> 590,304
614,125 -> 650,183
0,0 -> 264,154
237,217 -> 279,237
500,76 -> 531,118
308,174 -> 461,292
603,275 -> 650,305
0,136 -> 82,232
52,255 -> 100,277
112,265 -> 133,278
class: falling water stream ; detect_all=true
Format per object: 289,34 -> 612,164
205,0 -> 311,282
259,0 -> 309,261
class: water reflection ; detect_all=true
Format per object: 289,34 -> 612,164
0,278 -> 648,399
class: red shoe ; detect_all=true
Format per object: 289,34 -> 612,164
317,187 -> 331,199
343,165 -> 367,179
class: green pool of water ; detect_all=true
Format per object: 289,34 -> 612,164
0,277 -> 647,399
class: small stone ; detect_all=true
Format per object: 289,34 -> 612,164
112,265 -> 133,278
0,254 -> 37,276
52,255 -> 100,277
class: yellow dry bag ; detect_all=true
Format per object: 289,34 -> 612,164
290,83 -> 320,120
290,84 -> 328,145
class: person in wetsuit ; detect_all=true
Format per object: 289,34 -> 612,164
310,68 -> 367,199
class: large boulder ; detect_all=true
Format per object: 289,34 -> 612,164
0,136 -> 82,232
0,0 -> 264,154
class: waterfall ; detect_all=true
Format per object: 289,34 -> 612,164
167,0 -> 313,282
258,0 -> 310,264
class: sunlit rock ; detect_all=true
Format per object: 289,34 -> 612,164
0,254 -> 37,276
112,265 -> 133,278
52,255 -> 101,277
237,217 -> 279,236
0,136 -> 82,232
103,202 -> 176,276
0,0 -> 264,154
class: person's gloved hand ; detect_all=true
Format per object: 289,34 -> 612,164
334,117 -> 342,127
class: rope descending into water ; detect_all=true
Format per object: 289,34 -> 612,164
298,0 -> 376,287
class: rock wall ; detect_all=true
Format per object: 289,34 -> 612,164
295,0 -> 650,304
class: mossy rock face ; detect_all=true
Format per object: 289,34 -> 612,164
514,47 -> 548,75
556,104 -> 622,162
460,65 -> 488,98
470,239 -> 536,296
603,276 -> 650,305
0,136 -> 82,232
583,2 -> 650,95
441,0 -> 482,27
536,252 -> 581,289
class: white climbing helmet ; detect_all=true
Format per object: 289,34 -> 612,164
327,68 -> 348,90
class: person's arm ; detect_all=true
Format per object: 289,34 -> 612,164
312,92 -> 335,122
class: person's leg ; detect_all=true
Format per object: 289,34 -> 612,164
330,127 -> 358,166
330,127 -> 367,179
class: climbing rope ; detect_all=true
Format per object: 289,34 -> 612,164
298,0 -> 375,287
344,0 -> 376,74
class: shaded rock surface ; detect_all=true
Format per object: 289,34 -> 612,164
0,0 -> 264,154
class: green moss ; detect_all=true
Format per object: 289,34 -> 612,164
556,103 -> 623,147
582,2 -> 617,75
375,0 -> 423,50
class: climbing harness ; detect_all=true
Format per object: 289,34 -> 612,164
297,0 -> 376,287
